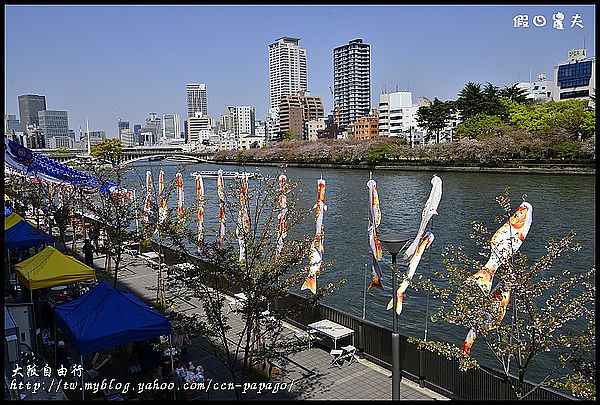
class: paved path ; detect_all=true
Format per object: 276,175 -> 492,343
56,225 -> 447,401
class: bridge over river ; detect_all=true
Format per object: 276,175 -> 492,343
41,146 -> 215,165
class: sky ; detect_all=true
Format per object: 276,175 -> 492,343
4,4 -> 596,137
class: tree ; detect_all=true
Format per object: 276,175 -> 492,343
456,114 -> 507,140
456,82 -> 485,120
482,82 -> 505,117
499,84 -> 528,104
82,140 -> 137,288
162,173 -> 345,399
416,98 -> 456,143
408,190 -> 595,400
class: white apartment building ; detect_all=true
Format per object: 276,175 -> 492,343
234,106 -> 255,137
304,118 -> 326,141
218,131 -> 239,151
378,92 -> 418,138
268,37 -> 307,110
187,84 -> 208,118
187,112 -> 213,144
515,73 -> 555,102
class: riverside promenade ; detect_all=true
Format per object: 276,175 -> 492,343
63,229 -> 446,401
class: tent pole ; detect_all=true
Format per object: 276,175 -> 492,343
54,324 -> 57,370
81,355 -> 85,400
169,334 -> 176,400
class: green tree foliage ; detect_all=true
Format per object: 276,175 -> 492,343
90,138 -> 123,165
55,147 -> 70,154
503,99 -> 595,139
417,98 -> 456,143
456,82 -> 486,120
456,114 -> 507,140
499,84 -> 528,104
482,82 -> 505,117
408,190 -> 595,400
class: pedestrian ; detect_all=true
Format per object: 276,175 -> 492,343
89,225 -> 100,250
83,239 -> 94,268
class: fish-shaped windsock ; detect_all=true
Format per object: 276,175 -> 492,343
302,178 -> 326,294
236,174 -> 250,262
461,282 -> 511,355
276,174 -> 288,254
158,170 -> 167,225
367,178 -> 383,290
176,172 -> 185,216
470,202 -> 533,292
196,175 -> 204,252
217,169 -> 225,250
387,231 -> 435,315
144,171 -> 153,223
404,175 -> 442,260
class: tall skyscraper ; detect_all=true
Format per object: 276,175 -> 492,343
162,114 -> 181,141
187,84 -> 208,118
333,38 -> 371,127
38,110 -> 69,139
18,94 -> 47,132
268,37 -> 307,110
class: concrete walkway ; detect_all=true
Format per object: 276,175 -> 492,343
54,225 -> 447,401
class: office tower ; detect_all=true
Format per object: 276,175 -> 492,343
118,120 -> 130,140
38,110 -> 69,139
5,114 -> 21,133
553,49 -> 596,102
134,124 -> 142,146
278,90 -> 324,137
268,37 -> 307,110
162,114 -> 181,141
187,84 -> 208,118
142,113 -> 161,145
333,38 -> 371,127
18,94 -> 47,132
120,128 -> 135,147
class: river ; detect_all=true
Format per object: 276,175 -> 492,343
125,160 -> 595,384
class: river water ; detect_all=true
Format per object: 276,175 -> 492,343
125,160 -> 595,384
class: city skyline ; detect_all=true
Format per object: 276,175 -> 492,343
5,4 -> 596,136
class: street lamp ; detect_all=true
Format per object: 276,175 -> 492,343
379,232 -> 410,401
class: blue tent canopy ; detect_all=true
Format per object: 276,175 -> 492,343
4,206 -> 13,217
53,281 -> 172,355
4,219 -> 53,250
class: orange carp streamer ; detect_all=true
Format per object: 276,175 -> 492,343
302,178 -> 326,294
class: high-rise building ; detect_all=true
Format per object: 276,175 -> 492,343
5,114 -> 21,133
187,84 -> 208,118
38,110 -> 69,139
278,90 -> 324,138
162,114 -> 181,142
553,49 -> 596,103
18,94 -> 46,132
268,37 -> 307,110
233,106 -> 255,138
333,38 -> 371,127
118,120 -> 130,141
142,113 -> 161,145
218,107 -> 236,133
120,128 -> 135,147
134,124 -> 142,146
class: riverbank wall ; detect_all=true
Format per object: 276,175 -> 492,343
213,159 -> 595,175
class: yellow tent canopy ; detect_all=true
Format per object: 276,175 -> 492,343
15,246 -> 96,290
4,194 -> 10,201
4,212 -> 38,230
5,213 -> 25,230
